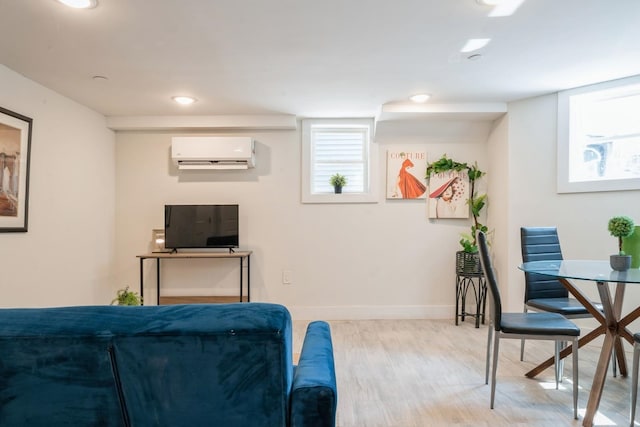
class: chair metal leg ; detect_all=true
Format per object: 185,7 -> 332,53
559,341 -> 566,384
520,306 -> 528,361
631,343 -> 640,427
572,337 -> 579,420
554,341 -> 560,389
490,332 -> 500,409
485,325 -> 493,385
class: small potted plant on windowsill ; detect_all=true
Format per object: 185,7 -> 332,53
608,215 -> 635,271
111,286 -> 142,306
329,173 -> 347,194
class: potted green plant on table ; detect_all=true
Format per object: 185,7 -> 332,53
111,286 -> 142,306
608,215 -> 635,271
426,154 -> 488,274
329,173 -> 347,194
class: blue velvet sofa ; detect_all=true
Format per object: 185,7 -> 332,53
0,303 -> 337,427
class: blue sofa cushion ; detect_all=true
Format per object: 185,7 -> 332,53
0,303 -> 293,427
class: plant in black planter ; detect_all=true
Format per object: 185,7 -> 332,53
111,286 -> 142,306
608,215 -> 635,271
329,173 -> 347,194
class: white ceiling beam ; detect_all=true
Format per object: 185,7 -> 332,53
106,115 -> 298,131
376,102 -> 507,123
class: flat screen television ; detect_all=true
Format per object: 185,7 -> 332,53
164,204 -> 239,250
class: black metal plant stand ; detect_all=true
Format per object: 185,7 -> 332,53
455,251 -> 487,328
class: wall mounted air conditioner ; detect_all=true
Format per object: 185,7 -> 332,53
171,136 -> 255,170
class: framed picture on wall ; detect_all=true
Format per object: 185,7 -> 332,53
0,106 -> 32,232
386,150 -> 427,199
428,170 -> 469,219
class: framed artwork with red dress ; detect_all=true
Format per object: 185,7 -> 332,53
386,150 -> 427,199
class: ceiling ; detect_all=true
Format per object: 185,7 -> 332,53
1,0 -> 640,120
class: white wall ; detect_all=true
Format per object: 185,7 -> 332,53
6,61 -> 637,320
114,121 -> 490,320
485,114 -> 510,303
501,93 -> 640,319
0,65 -> 116,307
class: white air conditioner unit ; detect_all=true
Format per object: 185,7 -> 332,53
171,137 -> 255,170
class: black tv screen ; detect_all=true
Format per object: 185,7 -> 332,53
164,205 -> 239,249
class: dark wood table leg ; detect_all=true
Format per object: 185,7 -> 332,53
582,282 -> 626,426
612,282 -> 628,376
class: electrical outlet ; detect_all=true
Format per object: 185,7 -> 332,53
282,270 -> 292,285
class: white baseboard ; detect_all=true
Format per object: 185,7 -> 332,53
287,305 -> 455,321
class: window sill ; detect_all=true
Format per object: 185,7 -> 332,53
301,193 -> 379,204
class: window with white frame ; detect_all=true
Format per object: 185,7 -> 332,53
558,75 -> 640,193
301,118 -> 378,203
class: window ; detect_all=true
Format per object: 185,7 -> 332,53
557,75 -> 640,193
301,118 -> 378,203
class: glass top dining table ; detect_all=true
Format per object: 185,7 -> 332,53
519,259 -> 640,427
521,259 -> 640,283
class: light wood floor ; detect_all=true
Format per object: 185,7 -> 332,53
293,318 -> 635,427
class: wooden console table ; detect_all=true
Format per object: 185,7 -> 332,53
137,251 -> 252,305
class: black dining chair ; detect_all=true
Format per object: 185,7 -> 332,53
520,227 -> 612,374
478,230 -> 580,419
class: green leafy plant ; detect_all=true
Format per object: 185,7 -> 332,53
111,286 -> 142,306
608,216 -> 635,255
329,173 -> 347,188
426,154 -> 488,253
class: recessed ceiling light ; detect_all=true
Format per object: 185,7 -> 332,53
172,96 -> 197,105
461,38 -> 491,53
489,0 -> 525,16
92,75 -> 108,81
467,54 -> 483,61
410,94 -> 431,103
476,0 -> 526,17
56,0 -> 98,9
